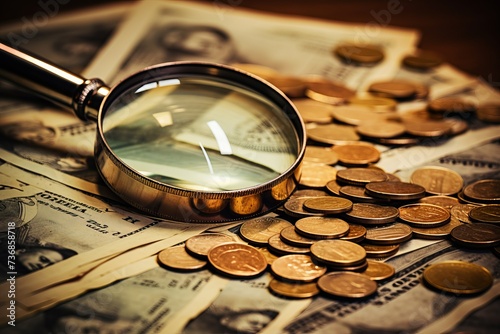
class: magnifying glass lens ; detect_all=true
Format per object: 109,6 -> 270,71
102,74 -> 299,192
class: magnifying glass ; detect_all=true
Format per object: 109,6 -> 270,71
0,43 -> 306,223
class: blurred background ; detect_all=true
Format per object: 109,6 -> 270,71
1,0 -> 498,88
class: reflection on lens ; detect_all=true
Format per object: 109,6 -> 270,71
102,76 -> 299,191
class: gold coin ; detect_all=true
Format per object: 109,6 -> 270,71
451,203 -> 480,223
457,190 -> 487,206
477,103 -> 500,123
310,239 -> 366,267
292,98 -> 335,124
318,272 -> 378,298
269,278 -> 320,298
463,179 -> 500,204
423,261 -> 493,294
339,185 -> 380,203
410,166 -> 464,195
365,181 -> 426,201
208,243 -> 267,277
299,163 -> 338,188
271,254 -> 327,283
427,97 -> 476,115
327,259 -> 369,272
375,134 -> 421,146
362,243 -> 400,258
331,143 -> 381,165
307,123 -> 360,145
344,203 -> 399,225
398,203 -> 451,228
411,216 -> 463,239
325,179 -> 342,196
356,120 -> 406,139
256,247 -> 280,266
239,216 -> 293,245
402,118 -> 452,137
341,224 -> 367,243
303,145 -> 339,165
290,189 -> 330,199
336,167 -> 388,185
305,80 -> 356,104
402,50 -> 443,70
303,196 -> 353,214
365,223 -> 413,245
334,44 -> 384,65
283,196 -> 325,218
348,95 -> 397,112
267,234 -> 311,255
280,226 -> 317,247
469,204 -> 500,224
450,222 -> 500,248
266,74 -> 307,98
295,216 -> 350,239
368,80 -> 417,99
157,246 -> 207,271
185,233 -> 235,257
361,260 -> 396,281
330,105 -> 389,125
419,195 -> 460,210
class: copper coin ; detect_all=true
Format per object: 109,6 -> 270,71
362,243 -> 400,258
410,166 -> 464,196
356,120 -> 406,139
334,44 -> 384,64
305,80 -> 356,105
290,189 -> 330,199
318,272 -> 378,298
157,246 -> 207,271
365,181 -> 426,201
307,123 -> 360,145
402,50 -> 442,70
411,216 -> 463,239
361,260 -> 396,281
423,261 -> 493,295
344,203 -> 399,225
330,105 -> 389,125
230,63 -> 278,79
239,216 -> 293,245
292,98 -> 335,124
419,195 -> 460,211
256,247 -> 280,266
268,278 -> 320,298
451,203 -> 480,223
398,203 -> 451,228
444,118 -> 469,136
208,243 -> 267,277
450,223 -> 500,248
303,196 -> 353,214
368,80 -> 417,99
375,134 -> 421,146
427,97 -> 476,115
457,190 -> 487,206
299,163 -> 338,188
271,254 -> 327,283
280,226 -> 317,247
365,223 -> 413,245
326,259 -> 369,273
463,179 -> 500,204
310,239 -> 366,267
283,196 -> 325,218
348,95 -> 397,112
339,185 -> 380,203
267,234 -> 310,255
185,233 -> 235,257
402,119 -> 452,137
336,167 -> 388,185
341,224 -> 367,243
266,74 -> 307,98
326,179 -> 342,196
469,205 -> 500,224
331,143 -> 381,165
477,103 -> 500,123
295,216 -> 350,239
303,145 -> 339,165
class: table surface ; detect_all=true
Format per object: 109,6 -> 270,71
1,0 -> 499,87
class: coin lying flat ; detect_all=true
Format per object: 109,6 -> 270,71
271,254 -> 327,283
295,216 -> 350,239
268,234 -> 310,255
334,44 -> 384,65
292,98 -> 335,124
280,226 -> 317,247
303,145 -> 339,165
268,278 -> 320,298
341,224 -> 367,243
361,260 -> 396,281
331,143 -> 381,165
310,239 -> 366,267
305,80 -> 356,105
365,181 -> 426,201
208,243 -> 267,277
158,246 -> 207,271
365,223 -> 413,245
239,216 -> 293,245
411,216 -> 463,239
283,196 -> 325,218
185,233 -> 235,257
336,167 -> 388,185
368,80 -> 417,100
356,120 -> 406,139
307,123 -> 361,145
423,261 -> 493,294
303,196 -> 353,214
326,179 -> 342,196
477,103 -> 500,123
410,166 -> 464,196
348,95 -> 397,112
362,243 -> 400,258
450,203 -> 479,223
318,272 -> 378,298
402,50 -> 443,70
256,247 -> 280,266
266,74 -> 307,98
331,105 -> 389,125
398,203 -> 451,228
344,203 -> 399,225
468,205 -> 500,224
339,185 -> 380,203
299,163 -> 338,188
462,179 -> 500,204
450,223 -> 500,248
427,97 -> 476,115
419,195 -> 460,210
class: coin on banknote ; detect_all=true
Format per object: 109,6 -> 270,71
299,163 -> 338,188
339,185 -> 379,203
291,189 -> 330,199
457,190 -> 486,206
423,260 -> 493,294
444,118 -> 469,136
330,105 -> 388,125
271,254 -> 327,282
462,179 -> 500,204
427,97 -> 476,115
326,179 -> 342,196
307,123 -> 360,145
361,260 -> 395,281
229,63 -> 278,80
336,167 -> 388,185
419,195 -> 460,210
303,145 -> 339,165
266,74 -> 307,98
269,278 -> 320,298
450,223 -> 500,248
185,233 -> 235,257
365,181 -> 426,201
305,80 -> 355,104
368,80 -> 417,100
410,216 -> 463,239
468,205 -> 500,224
295,216 -> 350,239
208,243 -> 267,277
334,44 -> 384,65
311,239 -> 366,267
157,245 -> 207,271
356,120 -> 406,139
402,118 -> 452,137
365,223 -> 413,245
450,203 -> 479,223
344,203 -> 399,225
303,196 -> 353,214
402,50 -> 443,70
348,95 -> 397,112
410,166 -> 464,196
283,196 -> 325,218
341,224 -> 367,243
362,243 -> 400,258
477,103 -> 500,123
375,134 -> 421,146
292,98 -> 335,124
331,143 -> 381,165
318,272 -> 378,298
268,234 -> 311,255
280,226 -> 317,247
239,216 -> 293,245
256,247 -> 280,266
398,203 -> 451,228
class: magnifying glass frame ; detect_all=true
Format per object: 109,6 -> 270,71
0,43 -> 306,223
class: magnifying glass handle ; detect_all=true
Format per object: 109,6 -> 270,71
0,43 -> 109,121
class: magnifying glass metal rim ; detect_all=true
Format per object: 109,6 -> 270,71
0,44 -> 306,223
